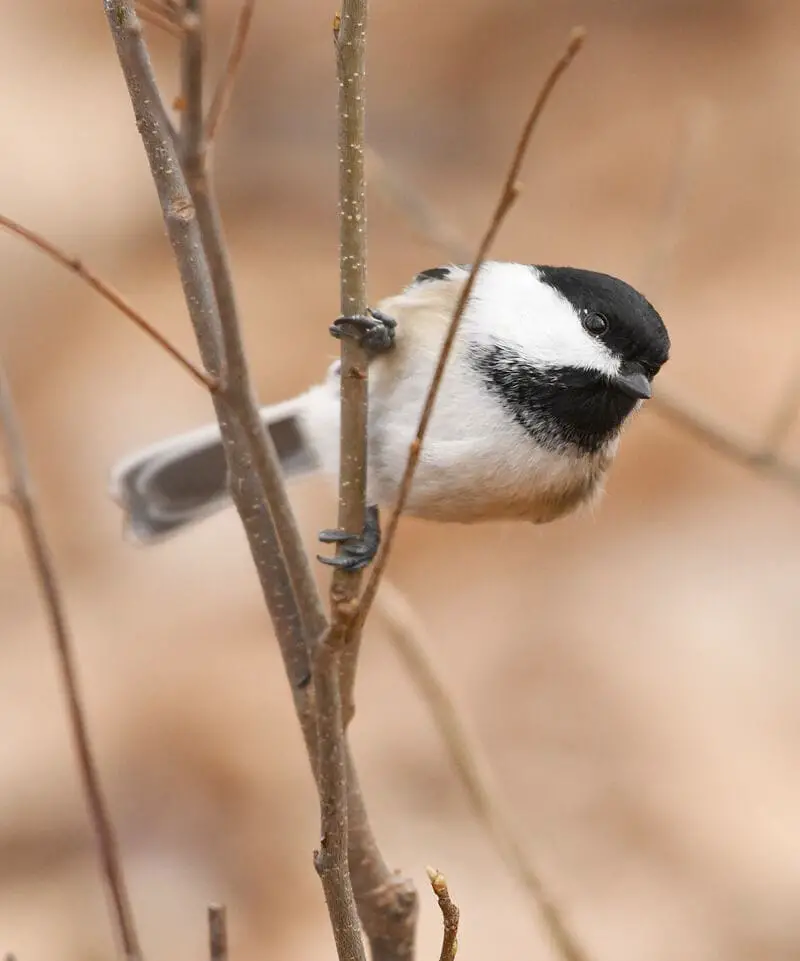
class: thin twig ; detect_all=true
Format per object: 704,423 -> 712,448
176,0 -> 328,645
0,214 -> 214,390
313,630 -> 367,961
638,102 -> 800,487
356,27 -> 587,631
179,0 -> 204,157
378,583 -> 590,961
204,0 -> 256,143
136,0 -> 181,23
651,389 -> 800,488
327,5 -> 420,958
328,0 -> 371,645
426,868 -> 459,961
137,5 -> 183,37
208,904 -> 228,961
0,359 -> 142,961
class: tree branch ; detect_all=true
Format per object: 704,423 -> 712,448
329,0 -> 371,636
105,8 -> 417,961
313,630 -> 367,961
0,213 -> 215,389
208,904 -> 228,961
0,359 -> 142,961
426,868 -> 459,961
355,27 -> 587,632
378,583 -> 591,961
104,0 -> 320,708
176,0 -> 329,645
204,0 -> 256,143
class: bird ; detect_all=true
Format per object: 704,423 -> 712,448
109,261 -> 670,569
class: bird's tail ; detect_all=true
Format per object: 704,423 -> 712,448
109,394 -> 323,544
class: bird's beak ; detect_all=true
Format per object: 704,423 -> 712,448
612,366 -> 652,400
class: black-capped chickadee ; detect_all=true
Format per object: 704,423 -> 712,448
110,262 -> 669,568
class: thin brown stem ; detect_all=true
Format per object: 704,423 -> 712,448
208,904 -> 228,961
651,389 -> 800,489
426,868 -> 459,961
0,213 -> 214,390
176,0 -> 327,645
0,359 -> 142,961
137,5 -> 183,37
329,0 -> 371,642
179,0 -> 204,157
137,0 -> 181,18
356,27 -> 587,631
313,631 -> 366,961
204,0 -> 256,143
379,583 -> 590,961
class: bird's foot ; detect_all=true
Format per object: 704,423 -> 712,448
317,504 -> 381,571
329,308 -> 396,354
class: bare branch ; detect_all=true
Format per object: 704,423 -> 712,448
104,0 -> 324,697
329,0 -> 371,632
179,0 -> 204,159
0,213 -> 215,390
426,868 -> 459,961
208,904 -> 228,961
313,630 -> 367,961
650,389 -> 800,488
205,0 -> 256,143
0,359 -> 142,961
378,582 -> 591,961
137,5 -> 183,38
136,0 -> 182,24
356,27 -> 587,630
105,10 -> 415,961
638,102 -> 800,488
176,0 -> 329,645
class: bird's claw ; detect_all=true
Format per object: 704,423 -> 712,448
317,504 -> 381,571
329,308 -> 397,354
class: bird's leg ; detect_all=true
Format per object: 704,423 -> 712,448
317,503 -> 381,571
329,307 -> 396,354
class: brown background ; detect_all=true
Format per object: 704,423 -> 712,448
2,1 -> 800,959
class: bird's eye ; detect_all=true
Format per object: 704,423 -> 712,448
582,312 -> 609,336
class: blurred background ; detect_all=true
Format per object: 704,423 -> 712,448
2,1 -> 800,959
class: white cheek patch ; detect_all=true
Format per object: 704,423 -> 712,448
464,262 -> 620,378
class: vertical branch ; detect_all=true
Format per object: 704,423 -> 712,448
0,360 -> 142,961
208,904 -> 228,961
205,0 -> 257,143
330,0 -> 370,623
177,0 -> 329,645
426,869 -> 459,961
313,632 -> 367,961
